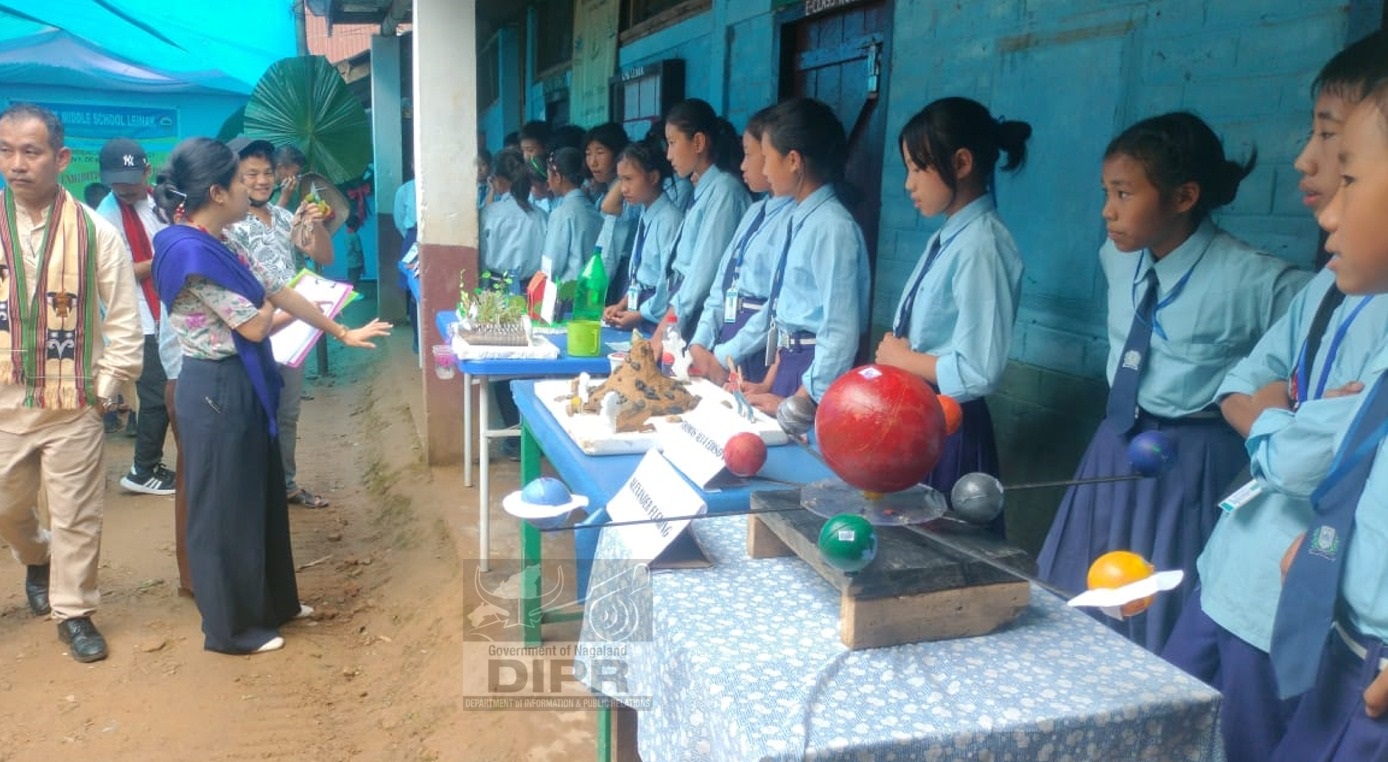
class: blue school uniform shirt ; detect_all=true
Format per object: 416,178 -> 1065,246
530,192 -> 557,216
1199,268 -> 1388,651
722,185 -> 869,399
665,175 -> 694,211
595,196 -> 641,279
1244,344 -> 1388,642
627,194 -> 684,324
892,195 -> 1023,402
664,164 -> 752,335
480,194 -> 547,276
690,195 -> 795,352
541,188 -> 605,284
1100,219 -> 1310,417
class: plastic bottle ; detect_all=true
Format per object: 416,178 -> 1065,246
573,247 -> 608,322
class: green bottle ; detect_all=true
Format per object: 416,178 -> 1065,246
573,246 -> 608,322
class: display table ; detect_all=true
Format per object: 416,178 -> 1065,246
579,515 -> 1225,762
436,312 -> 628,569
509,379 -> 833,646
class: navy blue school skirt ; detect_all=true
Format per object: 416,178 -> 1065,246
924,397 -> 1003,536
1037,411 -> 1245,653
717,297 -> 769,384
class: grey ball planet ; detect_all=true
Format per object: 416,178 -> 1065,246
776,395 -> 817,438
950,472 -> 1005,525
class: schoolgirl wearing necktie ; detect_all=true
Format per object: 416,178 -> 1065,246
602,140 -> 684,334
540,147 -> 604,285
689,106 -> 795,386
1161,35 -> 1388,762
1037,112 -> 1307,654
1268,83 -> 1388,762
874,97 -> 1031,537
732,97 -> 870,415
657,99 -> 752,345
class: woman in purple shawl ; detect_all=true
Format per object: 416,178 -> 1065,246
152,137 -> 388,655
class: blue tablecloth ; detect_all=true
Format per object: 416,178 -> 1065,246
436,311 -> 627,376
510,379 -> 834,598
580,515 -> 1225,762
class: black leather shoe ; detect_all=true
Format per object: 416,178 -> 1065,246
24,563 -> 49,616
57,617 -> 108,663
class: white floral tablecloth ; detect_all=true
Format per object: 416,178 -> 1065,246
579,515 -> 1225,762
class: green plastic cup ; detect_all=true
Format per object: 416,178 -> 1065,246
567,320 -> 602,357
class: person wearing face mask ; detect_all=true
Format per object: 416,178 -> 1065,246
225,137 -> 337,510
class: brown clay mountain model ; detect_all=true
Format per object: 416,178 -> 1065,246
581,332 -> 698,432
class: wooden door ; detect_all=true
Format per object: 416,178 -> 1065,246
778,0 -> 891,313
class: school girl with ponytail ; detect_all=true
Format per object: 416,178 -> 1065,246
874,97 -> 1031,536
658,99 -> 752,342
725,97 -> 871,414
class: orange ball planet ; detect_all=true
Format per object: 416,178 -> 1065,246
1087,550 -> 1156,617
937,394 -> 963,437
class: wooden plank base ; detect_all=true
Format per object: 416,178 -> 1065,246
840,581 -> 1031,649
747,490 -> 1032,649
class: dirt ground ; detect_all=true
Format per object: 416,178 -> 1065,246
0,297 -> 596,762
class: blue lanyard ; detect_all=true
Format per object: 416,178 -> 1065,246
1312,373 -> 1388,505
627,220 -> 650,285
767,192 -> 836,320
724,202 -> 772,291
892,225 -> 968,337
1128,237 -> 1213,341
1294,297 -> 1374,404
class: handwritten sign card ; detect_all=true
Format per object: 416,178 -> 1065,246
604,451 -> 707,562
660,418 -> 743,490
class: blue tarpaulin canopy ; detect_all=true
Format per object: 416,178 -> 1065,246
0,1 -> 297,94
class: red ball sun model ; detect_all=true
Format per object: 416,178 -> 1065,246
814,365 -> 947,494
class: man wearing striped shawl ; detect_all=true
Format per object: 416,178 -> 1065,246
0,103 -> 142,662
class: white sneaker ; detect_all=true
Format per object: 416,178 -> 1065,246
119,465 -> 176,496
253,636 -> 285,654
294,604 -> 314,620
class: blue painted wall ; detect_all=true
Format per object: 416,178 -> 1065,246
875,1 -> 1371,379
530,0 -> 1384,546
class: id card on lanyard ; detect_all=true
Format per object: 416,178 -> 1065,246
763,195 -> 831,366
723,202 -> 773,324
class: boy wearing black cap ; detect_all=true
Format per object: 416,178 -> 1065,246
95,137 -> 175,497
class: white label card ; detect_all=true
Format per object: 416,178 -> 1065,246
604,451 -> 707,562
1219,479 -> 1263,513
660,418 -> 741,490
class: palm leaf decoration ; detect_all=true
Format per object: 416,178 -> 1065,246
216,105 -> 246,142
243,56 -> 370,184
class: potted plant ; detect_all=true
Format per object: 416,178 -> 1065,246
455,270 -> 532,346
